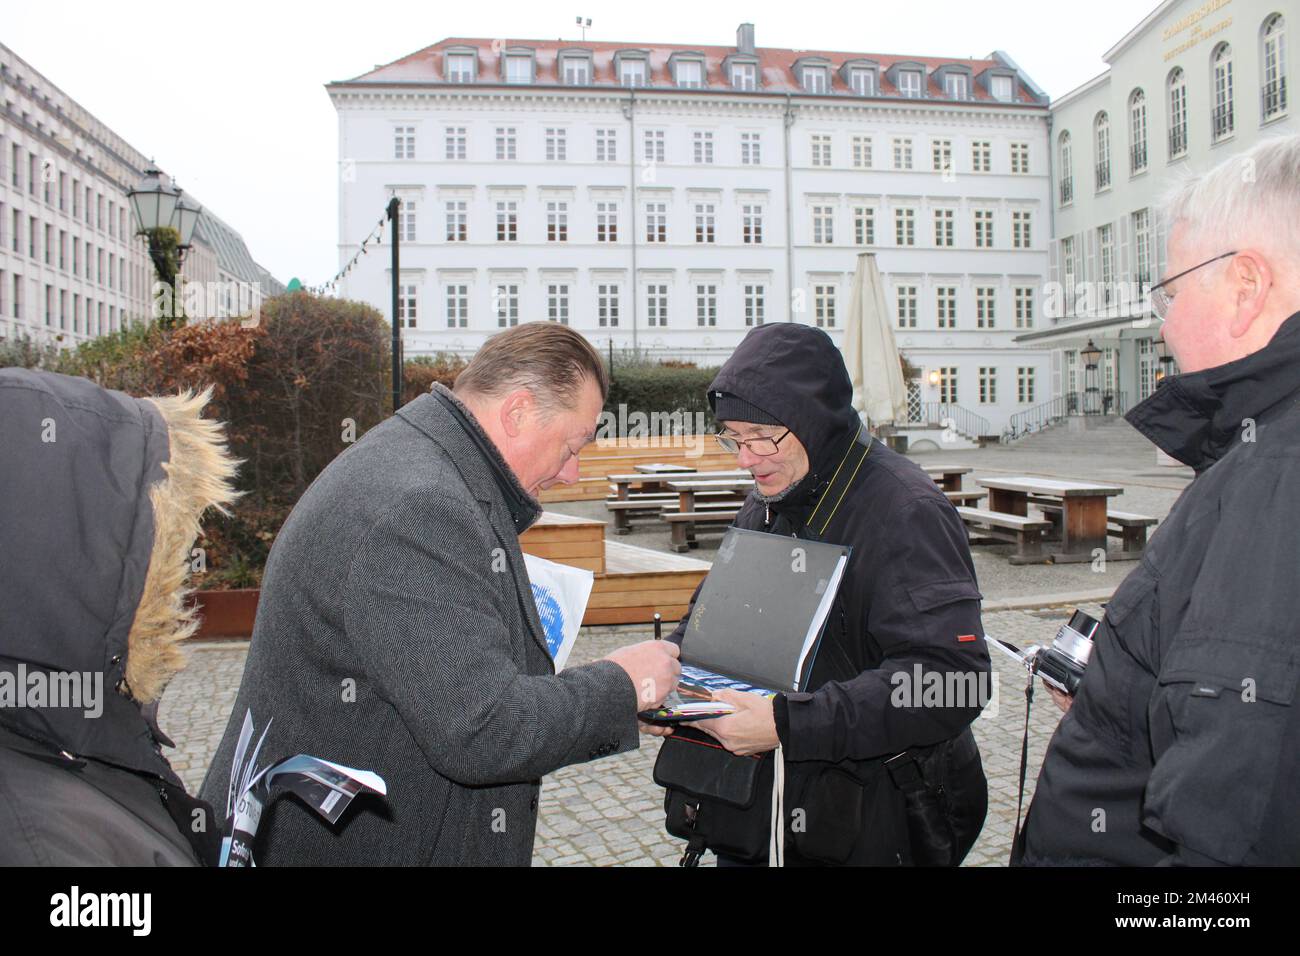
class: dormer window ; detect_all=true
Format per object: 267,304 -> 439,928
504,53 -> 533,84
620,58 -> 647,87
731,62 -> 757,90
944,74 -> 969,99
802,65 -> 829,93
849,68 -> 875,96
675,59 -> 704,88
898,70 -> 923,97
991,75 -> 1013,101
445,52 -> 475,83
560,52 -> 592,86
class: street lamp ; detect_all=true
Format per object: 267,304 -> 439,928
928,369 -> 941,387
1154,337 -> 1174,382
128,162 -> 202,329
1081,339 -> 1102,415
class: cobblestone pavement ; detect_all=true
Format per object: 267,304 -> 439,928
161,606 -> 1101,867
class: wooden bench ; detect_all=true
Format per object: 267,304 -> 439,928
606,491 -> 740,533
944,490 -> 987,508
955,506 -> 1052,560
664,510 -> 740,552
1106,510 -> 1158,553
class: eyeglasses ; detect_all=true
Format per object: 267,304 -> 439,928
1149,250 -> 1237,319
715,429 -> 791,456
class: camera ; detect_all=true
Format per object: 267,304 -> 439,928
1034,609 -> 1102,696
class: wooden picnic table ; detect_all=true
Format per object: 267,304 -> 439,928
608,470 -> 751,500
975,476 -> 1123,559
634,463 -> 697,475
923,465 -> 974,492
666,478 -> 755,515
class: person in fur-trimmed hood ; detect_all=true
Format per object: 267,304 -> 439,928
0,367 -> 239,866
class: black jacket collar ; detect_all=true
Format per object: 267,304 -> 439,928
1126,310 -> 1300,472
422,385 -> 542,534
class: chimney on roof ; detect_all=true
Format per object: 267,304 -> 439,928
737,23 -> 755,55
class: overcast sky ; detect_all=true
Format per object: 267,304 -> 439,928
6,0 -> 1155,288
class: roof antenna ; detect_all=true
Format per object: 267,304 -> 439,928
575,15 -> 592,40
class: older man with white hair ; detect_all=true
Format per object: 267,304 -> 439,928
1018,135 -> 1300,866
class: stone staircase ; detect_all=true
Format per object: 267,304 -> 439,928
997,416 -> 1157,458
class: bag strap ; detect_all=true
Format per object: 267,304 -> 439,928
1010,668 -> 1036,862
805,424 -> 872,539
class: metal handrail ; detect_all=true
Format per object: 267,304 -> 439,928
910,401 -> 992,439
1002,390 -> 1128,442
1262,77 -> 1288,118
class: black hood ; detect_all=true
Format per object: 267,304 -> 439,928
1126,310 -> 1300,472
708,324 -> 863,509
0,369 -> 238,785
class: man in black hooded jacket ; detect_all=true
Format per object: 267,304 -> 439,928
663,323 -> 990,866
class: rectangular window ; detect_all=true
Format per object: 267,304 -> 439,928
1133,208 -> 1152,286
813,206 -> 834,244
895,208 -> 915,246
644,129 -> 665,163
731,63 -> 757,90
596,202 -> 618,242
740,132 -> 761,165
896,286 -> 918,328
445,200 -> 467,241
940,367 -> 958,404
693,131 -> 714,164
974,209 -> 994,248
849,69 -> 875,96
696,284 -> 717,326
811,134 -> 832,167
936,286 -> 957,328
562,58 -> 590,85
694,203 -> 715,243
596,128 -> 617,162
971,140 -> 991,173
546,201 -> 568,242
744,284 -> 766,326
742,204 -> 763,244
394,126 -> 415,159
1010,142 -> 1030,174
597,284 -> 620,327
399,201 -> 416,242
495,201 -> 518,242
991,75 -> 1014,101
1017,367 -> 1036,403
945,74 -> 969,100
446,53 -> 474,83
1011,210 -> 1032,249
853,206 -> 875,246
1099,224 -> 1114,304
892,137 -> 913,170
978,367 -> 997,404
851,135 -> 872,169
545,128 -> 567,162
645,202 -> 667,242
620,59 -> 647,87
495,127 -> 517,161
1014,287 -> 1034,329
546,284 -> 570,325
803,67 -> 828,94
398,283 -> 418,328
814,285 -> 836,327
646,284 -> 668,327
445,284 -> 468,328
505,55 -> 532,84
676,60 -> 703,89
898,70 -> 922,98
976,287 -> 996,328
932,139 -> 952,174
495,284 -> 519,327
934,209 -> 954,247
444,127 -> 466,160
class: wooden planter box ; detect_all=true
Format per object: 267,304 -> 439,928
191,588 -> 259,639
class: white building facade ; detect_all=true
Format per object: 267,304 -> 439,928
0,42 -> 282,347
1022,0 -> 1293,425
329,26 -> 1056,437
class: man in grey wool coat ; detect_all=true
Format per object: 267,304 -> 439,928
200,322 -> 680,865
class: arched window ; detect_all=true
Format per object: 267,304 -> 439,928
1129,89 -> 1148,173
1212,43 -> 1235,140
1168,68 -> 1188,157
1058,131 -> 1073,205
1094,112 -> 1111,190
1262,14 -> 1288,120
